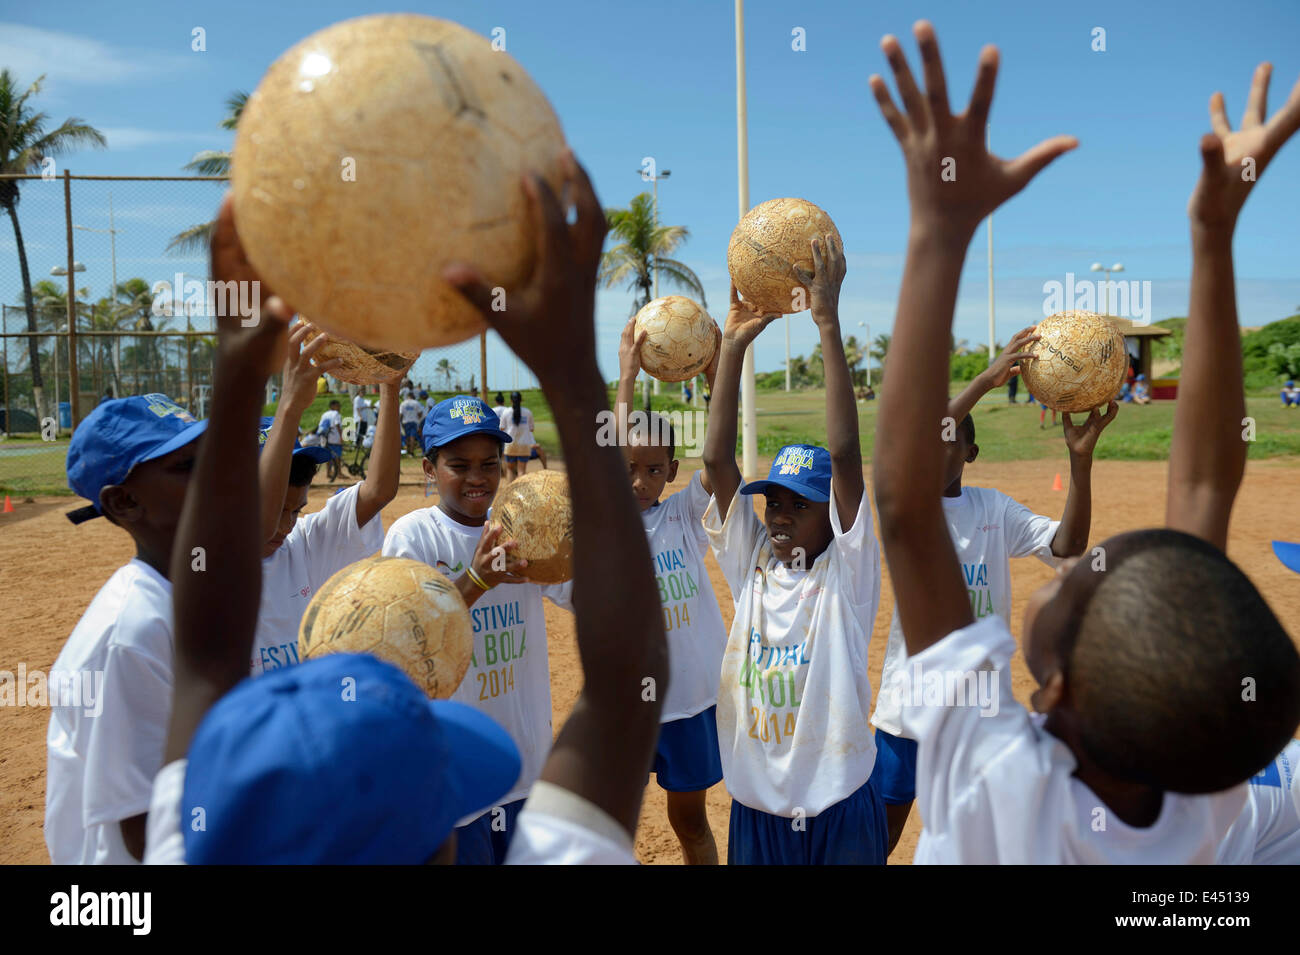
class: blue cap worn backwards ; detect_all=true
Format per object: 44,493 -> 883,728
65,394 -> 208,524
181,653 -> 521,864
421,395 -> 511,456
739,444 -> 832,503
257,416 -> 333,464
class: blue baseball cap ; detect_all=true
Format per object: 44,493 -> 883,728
181,653 -> 521,864
257,416 -> 333,464
1273,541 -> 1300,575
739,444 -> 832,503
421,395 -> 511,456
65,394 -> 207,524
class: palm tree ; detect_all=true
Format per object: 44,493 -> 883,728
599,193 -> 706,312
843,335 -> 864,386
872,333 -> 892,367
1,70 -> 107,420
168,92 -> 247,255
435,358 -> 456,390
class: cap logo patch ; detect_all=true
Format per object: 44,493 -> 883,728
449,399 -> 485,424
775,446 -> 815,476
145,394 -> 195,423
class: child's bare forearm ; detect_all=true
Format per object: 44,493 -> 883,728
358,383 -> 400,526
702,339 -> 745,518
166,357 -> 267,763
1166,228 -> 1244,549
257,401 -> 302,543
1052,453 -> 1093,558
817,313 -> 863,515
948,370 -> 996,426
616,363 -> 637,431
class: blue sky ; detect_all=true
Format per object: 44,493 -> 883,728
4,0 -> 1299,387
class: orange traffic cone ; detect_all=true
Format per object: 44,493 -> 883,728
1052,473 -> 1064,492
2,495 -> 12,513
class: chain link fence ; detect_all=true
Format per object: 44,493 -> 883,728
0,172 -> 492,495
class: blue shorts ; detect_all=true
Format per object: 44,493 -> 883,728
871,728 -> 919,805
728,777 -> 887,865
326,443 -> 342,460
506,449 -> 539,463
653,706 -> 724,792
454,797 -> 526,865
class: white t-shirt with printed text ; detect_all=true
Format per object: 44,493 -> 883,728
382,505 -> 571,822
704,488 -> 881,817
1217,740 -> 1300,864
317,409 -> 343,446
902,615 -> 1249,864
251,483 -> 385,676
873,485 -> 1059,737
45,559 -> 174,864
399,398 -> 424,425
644,473 -> 727,722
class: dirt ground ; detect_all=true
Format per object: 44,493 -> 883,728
2,456 -> 1298,865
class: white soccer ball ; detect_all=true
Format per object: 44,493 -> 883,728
1020,310 -> 1127,413
727,197 -> 841,314
299,556 -> 473,699
633,296 -> 720,382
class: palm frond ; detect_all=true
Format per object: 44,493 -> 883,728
182,150 -> 230,176
167,221 -> 214,255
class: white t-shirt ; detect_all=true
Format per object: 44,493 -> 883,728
703,487 -> 881,817
317,409 -> 343,446
45,559 -> 174,864
382,505 -> 571,821
643,473 -> 727,722
502,407 -> 536,448
492,405 -> 509,430
352,395 -> 371,426
901,615 -> 1248,864
505,782 -> 637,865
399,398 -> 424,425
1217,740 -> 1300,864
250,483 -> 385,676
874,485 -> 1059,736
143,759 -> 186,864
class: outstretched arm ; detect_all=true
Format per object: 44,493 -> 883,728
1052,401 -> 1118,557
165,196 -> 292,764
356,381 -> 400,527
702,284 -> 780,521
795,235 -> 860,527
258,323 -> 338,543
1168,64 -> 1300,549
446,155 -> 664,837
947,325 -> 1039,425
870,22 -> 1076,657
615,316 -> 647,434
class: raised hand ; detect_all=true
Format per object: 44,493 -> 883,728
472,524 -> 529,587
869,21 -> 1077,237
619,314 -> 648,381
792,234 -> 847,327
723,282 -> 781,347
985,325 -> 1041,388
209,195 -> 293,378
1188,64 -> 1300,231
282,322 -> 341,411
1062,401 -> 1119,458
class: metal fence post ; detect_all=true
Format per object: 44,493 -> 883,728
63,170 -> 81,430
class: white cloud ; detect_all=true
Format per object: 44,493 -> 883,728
96,127 -> 218,151
0,24 -> 191,90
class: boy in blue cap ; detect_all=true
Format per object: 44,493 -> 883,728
149,157 -> 665,864
46,392 -> 208,864
382,392 -> 573,865
702,237 -> 886,865
250,320 -> 401,675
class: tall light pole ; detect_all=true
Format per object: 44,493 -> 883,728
1090,262 -> 1125,316
73,191 -> 123,306
858,320 -> 871,389
637,166 -> 672,397
736,0 -> 757,479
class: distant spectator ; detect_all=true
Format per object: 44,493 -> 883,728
352,390 -> 372,443
1132,373 -> 1152,406
1281,380 -> 1299,408
1006,373 -> 1018,403
1038,395 -> 1058,429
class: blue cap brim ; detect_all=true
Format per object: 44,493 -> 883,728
1273,541 -> 1300,575
136,418 -> 208,466
423,426 -> 512,456
428,699 -> 522,820
294,446 -> 334,464
739,477 -> 830,503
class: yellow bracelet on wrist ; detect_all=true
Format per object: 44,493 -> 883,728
466,566 -> 492,591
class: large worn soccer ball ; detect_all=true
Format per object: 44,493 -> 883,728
727,198 -> 841,314
1020,311 -> 1127,413
298,320 -> 418,385
491,471 -> 573,584
231,14 -> 568,352
298,556 -> 473,699
634,296 -> 719,382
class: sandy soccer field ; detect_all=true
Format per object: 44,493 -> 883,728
2,457 -> 1298,864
